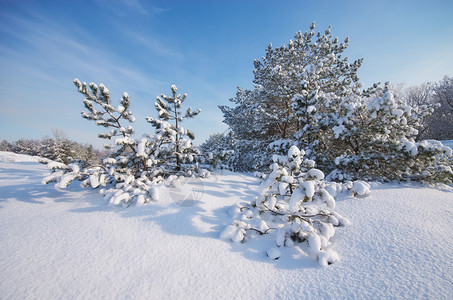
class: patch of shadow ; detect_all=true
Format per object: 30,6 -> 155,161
224,188 -> 259,199
0,178 -> 52,206
202,189 -> 231,198
114,202 -> 211,239
66,172 -> 319,269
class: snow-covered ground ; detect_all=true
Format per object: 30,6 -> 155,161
0,151 -> 452,299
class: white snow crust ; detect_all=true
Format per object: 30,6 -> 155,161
0,152 -> 452,299
0,151 -> 41,162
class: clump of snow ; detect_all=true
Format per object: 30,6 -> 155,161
287,145 -> 301,158
307,232 -> 322,254
442,145 -> 453,156
102,157 -> 116,164
391,108 -> 404,117
332,124 -> 345,138
266,247 -> 281,260
89,174 -> 100,189
402,139 -> 418,156
276,229 -> 286,247
300,181 -> 315,197
220,224 -> 238,241
307,168 -> 324,180
47,161 -> 67,170
307,105 -> 316,114
288,188 -> 304,213
278,182 -> 288,196
115,136 -> 136,145
351,181 -> 371,196
318,249 -> 340,266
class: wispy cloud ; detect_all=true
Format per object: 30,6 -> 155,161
0,8 -> 167,91
123,29 -> 184,60
0,7 -> 173,144
92,0 -> 170,18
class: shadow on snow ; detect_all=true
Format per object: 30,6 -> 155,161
2,162 -> 321,269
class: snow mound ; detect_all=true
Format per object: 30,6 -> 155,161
351,180 -> 371,196
0,151 -> 42,162
266,247 -> 282,260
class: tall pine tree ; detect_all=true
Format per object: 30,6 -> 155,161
220,22 -> 363,171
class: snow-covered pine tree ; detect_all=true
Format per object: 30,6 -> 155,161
13,138 -> 39,156
220,87 -> 270,141
199,131 -> 234,169
219,22 -> 363,172
221,145 -> 369,266
145,84 -> 202,176
256,23 -> 362,143
219,23 -> 452,183
219,87 -> 272,171
1,140 -> 12,152
4,135 -> 102,164
43,79 -> 143,203
38,137 -> 57,161
43,80 -> 206,206
329,82 -> 453,183
53,135 -> 76,165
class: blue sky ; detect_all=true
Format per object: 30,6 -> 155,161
1,0 -> 452,148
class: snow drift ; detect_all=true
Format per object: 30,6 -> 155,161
0,153 -> 452,299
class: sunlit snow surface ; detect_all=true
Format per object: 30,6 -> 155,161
0,151 -> 452,299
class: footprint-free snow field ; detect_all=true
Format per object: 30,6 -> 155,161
0,152 -> 452,299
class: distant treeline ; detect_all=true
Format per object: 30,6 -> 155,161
1,130 -> 106,165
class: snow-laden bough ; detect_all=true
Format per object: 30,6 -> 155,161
221,146 -> 367,266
